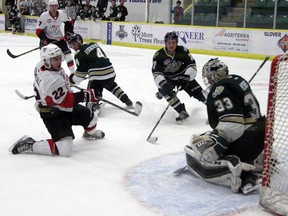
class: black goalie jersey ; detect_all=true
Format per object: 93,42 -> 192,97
207,74 -> 262,129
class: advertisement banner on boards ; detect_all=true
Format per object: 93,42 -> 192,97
112,23 -> 207,49
0,15 -> 5,31
24,16 -> 38,34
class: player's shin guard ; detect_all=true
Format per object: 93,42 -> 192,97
184,146 -> 242,193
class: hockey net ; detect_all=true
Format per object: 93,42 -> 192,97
259,54 -> 288,215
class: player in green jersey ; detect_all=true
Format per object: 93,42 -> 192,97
67,33 -> 133,112
185,58 -> 266,194
152,32 -> 206,124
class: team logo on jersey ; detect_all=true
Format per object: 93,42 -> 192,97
212,86 -> 224,98
47,19 -> 52,23
278,34 -> 288,53
116,25 -> 128,40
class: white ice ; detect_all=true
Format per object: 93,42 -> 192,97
0,33 -> 273,216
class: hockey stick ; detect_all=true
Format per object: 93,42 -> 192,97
71,84 -> 143,117
248,56 -> 270,83
15,89 -> 35,100
7,47 -> 40,59
147,88 -> 180,144
15,87 -> 143,117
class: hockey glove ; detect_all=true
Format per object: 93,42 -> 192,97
69,73 -> 75,84
40,39 -> 48,47
161,82 -> 174,95
83,89 -> 100,103
191,131 -> 229,163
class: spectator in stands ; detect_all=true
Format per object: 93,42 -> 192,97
5,0 -> 15,8
26,0 -> 32,15
97,0 -> 108,18
58,0 -> 65,9
91,6 -> 102,21
171,0 -> 184,24
4,0 -> 15,24
116,0 -> 128,21
106,0 -> 117,21
75,3 -> 82,20
6,3 -> 21,33
19,0 -> 29,15
65,0 -> 77,25
79,4 -> 91,20
31,0 -> 46,16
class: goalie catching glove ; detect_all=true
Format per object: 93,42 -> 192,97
190,130 -> 229,163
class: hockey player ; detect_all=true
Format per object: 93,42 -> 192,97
152,31 -> 206,124
67,33 -> 134,112
185,58 -> 265,194
36,0 -> 75,73
6,3 -> 21,34
10,44 -> 105,157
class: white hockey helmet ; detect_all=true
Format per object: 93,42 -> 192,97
40,44 -> 63,68
48,0 -> 58,6
202,58 -> 229,88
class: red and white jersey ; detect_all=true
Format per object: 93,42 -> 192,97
36,10 -> 70,40
33,61 -> 75,112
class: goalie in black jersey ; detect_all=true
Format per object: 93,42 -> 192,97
152,32 -> 206,124
185,58 -> 265,194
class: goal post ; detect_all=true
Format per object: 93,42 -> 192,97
259,54 -> 288,215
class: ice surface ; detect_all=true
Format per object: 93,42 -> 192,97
0,33 -> 273,216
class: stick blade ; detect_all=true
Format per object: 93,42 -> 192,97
134,101 -> 143,116
15,89 -> 34,100
147,136 -> 158,143
6,49 -> 18,58
173,166 -> 188,176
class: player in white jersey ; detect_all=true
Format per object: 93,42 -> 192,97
10,44 -> 105,157
36,0 -> 75,73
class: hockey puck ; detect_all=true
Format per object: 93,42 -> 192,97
155,92 -> 163,100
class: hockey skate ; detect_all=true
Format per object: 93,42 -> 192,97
91,102 -> 106,115
9,135 -> 35,154
240,173 -> 262,194
124,98 -> 134,109
83,130 -> 105,140
176,110 -> 189,124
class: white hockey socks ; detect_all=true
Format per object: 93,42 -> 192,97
65,53 -> 76,74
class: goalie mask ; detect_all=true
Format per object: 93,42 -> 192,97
40,44 -> 63,69
202,58 -> 229,88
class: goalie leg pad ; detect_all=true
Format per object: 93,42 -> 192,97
185,146 -> 242,193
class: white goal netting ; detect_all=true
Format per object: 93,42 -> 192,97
259,54 -> 288,215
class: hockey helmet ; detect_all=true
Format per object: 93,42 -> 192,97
164,31 -> 178,43
40,44 -> 63,68
202,58 -> 229,88
48,0 -> 58,6
67,33 -> 83,46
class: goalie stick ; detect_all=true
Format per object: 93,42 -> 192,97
7,47 -> 40,59
173,165 -> 187,176
15,88 -> 143,117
